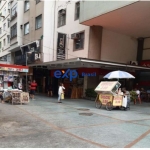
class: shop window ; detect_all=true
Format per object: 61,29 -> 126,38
24,1 -> 30,12
36,0 -> 40,4
73,31 -> 84,51
58,9 -> 66,28
11,23 -> 17,39
35,14 -> 42,29
75,2 -> 80,20
24,22 -> 29,35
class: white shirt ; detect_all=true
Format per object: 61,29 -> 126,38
136,90 -> 140,95
58,86 -> 65,94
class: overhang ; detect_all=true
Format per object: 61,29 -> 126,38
81,1 -> 150,38
29,57 -> 150,72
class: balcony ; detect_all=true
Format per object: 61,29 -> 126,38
10,12 -> 17,21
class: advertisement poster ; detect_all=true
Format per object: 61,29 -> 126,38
113,95 -> 123,106
57,33 -> 66,60
99,94 -> 113,105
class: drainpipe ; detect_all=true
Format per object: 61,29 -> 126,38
53,0 -> 56,61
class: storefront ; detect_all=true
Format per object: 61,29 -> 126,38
29,57 -> 150,97
0,63 -> 28,90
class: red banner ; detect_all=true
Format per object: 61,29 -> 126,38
140,61 -> 150,68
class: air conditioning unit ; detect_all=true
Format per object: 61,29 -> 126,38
71,33 -> 80,39
130,61 -> 138,65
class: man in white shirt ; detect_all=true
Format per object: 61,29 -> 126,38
58,83 -> 65,103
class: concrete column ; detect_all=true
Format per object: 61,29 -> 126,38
137,38 -> 144,62
83,76 -> 88,97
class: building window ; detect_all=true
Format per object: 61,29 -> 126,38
3,39 -> 6,47
11,23 -> 17,39
24,22 -> 29,35
3,7 -> 6,17
73,31 -> 84,51
11,4 -> 17,20
7,35 -> 10,43
75,2 -> 80,20
0,42 -> 1,49
8,20 -> 10,28
35,15 -> 42,29
36,0 -> 40,4
24,1 -> 30,12
58,9 -> 66,27
0,28 -> 2,34
3,23 -> 6,31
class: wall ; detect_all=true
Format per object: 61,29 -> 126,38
53,1 -> 90,61
101,29 -> 137,63
80,1 -> 138,23
88,26 -> 103,59
43,0 -> 55,62
143,38 -> 150,60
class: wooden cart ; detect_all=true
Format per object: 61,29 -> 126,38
95,93 -> 128,111
94,81 -> 129,111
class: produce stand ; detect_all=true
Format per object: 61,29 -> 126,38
94,81 -> 128,111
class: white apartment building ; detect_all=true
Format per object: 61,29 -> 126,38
0,0 -> 11,63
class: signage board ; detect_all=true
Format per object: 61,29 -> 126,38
95,81 -> 121,94
99,94 -> 113,105
113,95 -> 123,106
57,33 -> 66,60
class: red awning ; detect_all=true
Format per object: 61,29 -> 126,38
0,63 -> 29,72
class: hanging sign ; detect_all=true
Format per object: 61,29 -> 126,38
57,33 -> 66,60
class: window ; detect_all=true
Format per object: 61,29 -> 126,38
3,39 -> 6,46
36,0 -> 40,4
11,4 -> 17,18
24,1 -> 30,12
58,9 -> 66,27
74,31 -> 84,51
8,20 -> 10,28
3,8 -> 6,17
3,23 -> 6,31
35,15 -> 42,29
75,2 -> 80,20
24,22 -> 29,35
0,28 -> 2,34
11,23 -> 17,38
0,42 -> 1,49
7,35 -> 10,43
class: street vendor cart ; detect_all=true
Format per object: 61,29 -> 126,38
95,81 -> 128,111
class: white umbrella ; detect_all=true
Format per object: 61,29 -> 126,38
103,70 -> 135,79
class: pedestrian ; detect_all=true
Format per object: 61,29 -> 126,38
0,92 -> 4,103
47,84 -> 53,97
134,88 -> 141,104
122,88 -> 130,110
30,80 -> 37,100
58,83 -> 65,103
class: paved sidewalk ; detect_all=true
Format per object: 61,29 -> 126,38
0,95 -> 150,148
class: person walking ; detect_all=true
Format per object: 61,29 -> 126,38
58,83 -> 65,103
30,80 -> 37,100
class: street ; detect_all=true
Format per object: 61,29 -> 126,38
0,96 -> 150,148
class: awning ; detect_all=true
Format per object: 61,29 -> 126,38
28,57 -> 150,72
0,63 -> 29,72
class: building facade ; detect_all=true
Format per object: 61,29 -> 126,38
0,0 -> 11,64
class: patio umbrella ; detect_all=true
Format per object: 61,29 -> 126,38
103,70 -> 135,79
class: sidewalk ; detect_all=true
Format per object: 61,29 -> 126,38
0,95 -> 150,148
